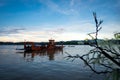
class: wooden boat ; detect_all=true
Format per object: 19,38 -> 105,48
24,39 -> 63,52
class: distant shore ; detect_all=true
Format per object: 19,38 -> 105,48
0,39 -> 119,45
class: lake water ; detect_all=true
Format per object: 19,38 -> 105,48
0,45 -> 105,80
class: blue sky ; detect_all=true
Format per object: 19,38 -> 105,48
0,0 -> 120,42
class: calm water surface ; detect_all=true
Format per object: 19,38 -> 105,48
0,45 -> 105,80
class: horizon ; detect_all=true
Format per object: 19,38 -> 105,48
0,0 -> 120,42
0,38 -> 118,43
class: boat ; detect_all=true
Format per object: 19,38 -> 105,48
24,39 -> 63,52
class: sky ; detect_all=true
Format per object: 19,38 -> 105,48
0,0 -> 120,42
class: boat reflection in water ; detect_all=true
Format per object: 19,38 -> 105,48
23,49 -> 63,61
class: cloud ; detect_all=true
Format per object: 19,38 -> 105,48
0,28 -> 26,36
39,0 -> 78,15
0,20 -> 119,42
70,0 -> 74,6
44,28 -> 65,34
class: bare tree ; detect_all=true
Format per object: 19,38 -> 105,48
66,12 -> 120,80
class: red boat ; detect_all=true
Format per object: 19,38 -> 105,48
24,39 -> 63,51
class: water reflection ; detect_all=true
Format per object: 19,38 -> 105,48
17,49 -> 63,61
0,45 -> 106,80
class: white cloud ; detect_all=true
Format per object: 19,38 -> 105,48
39,0 -> 79,15
0,20 -> 119,42
70,0 -> 74,6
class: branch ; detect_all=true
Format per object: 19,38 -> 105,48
66,54 -> 112,74
97,47 -> 120,67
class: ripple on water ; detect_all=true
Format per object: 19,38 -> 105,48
0,45 -> 105,80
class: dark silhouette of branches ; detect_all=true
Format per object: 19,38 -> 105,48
91,12 -> 120,67
66,12 -> 120,80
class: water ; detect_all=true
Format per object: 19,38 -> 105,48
0,45 -> 105,80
